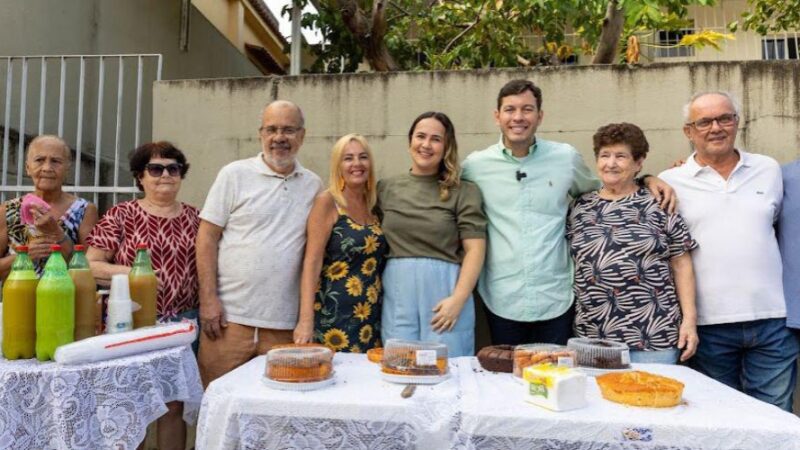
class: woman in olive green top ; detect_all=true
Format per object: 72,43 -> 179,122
377,111 -> 486,357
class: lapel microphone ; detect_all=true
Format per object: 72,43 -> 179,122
516,170 -> 528,182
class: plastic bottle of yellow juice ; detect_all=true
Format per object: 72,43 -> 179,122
129,243 -> 158,329
2,246 -> 38,359
69,244 -> 97,341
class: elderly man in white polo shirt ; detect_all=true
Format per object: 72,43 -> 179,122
659,91 -> 799,411
195,100 -> 323,386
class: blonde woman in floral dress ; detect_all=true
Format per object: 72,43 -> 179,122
294,134 -> 387,352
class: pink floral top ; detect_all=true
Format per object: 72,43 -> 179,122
87,200 -> 200,318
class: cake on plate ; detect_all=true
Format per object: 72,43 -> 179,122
596,370 -> 684,407
477,345 -> 515,373
381,339 -> 448,376
265,344 -> 333,383
513,344 -> 576,378
567,338 -> 631,370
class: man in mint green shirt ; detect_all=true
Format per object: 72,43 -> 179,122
462,79 -> 674,346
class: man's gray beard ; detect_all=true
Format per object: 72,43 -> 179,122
264,152 -> 296,170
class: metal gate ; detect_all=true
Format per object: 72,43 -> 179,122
0,54 -> 163,210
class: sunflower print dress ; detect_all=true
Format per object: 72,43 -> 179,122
315,206 -> 388,353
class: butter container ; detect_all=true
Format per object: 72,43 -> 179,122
523,363 -> 587,411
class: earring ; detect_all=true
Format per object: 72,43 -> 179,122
338,178 -> 345,191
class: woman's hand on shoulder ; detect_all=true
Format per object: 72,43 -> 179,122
643,176 -> 678,214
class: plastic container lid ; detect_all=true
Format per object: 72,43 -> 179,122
50,244 -> 61,251
381,338 -> 448,376
265,345 -> 334,383
567,338 -> 631,369
16,245 -> 28,252
74,244 -> 85,251
512,344 -> 576,378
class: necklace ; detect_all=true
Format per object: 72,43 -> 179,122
139,198 -> 181,218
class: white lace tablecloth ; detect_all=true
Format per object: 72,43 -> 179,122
197,354 -> 800,450
0,345 -> 203,450
453,359 -> 800,450
196,352 -> 461,450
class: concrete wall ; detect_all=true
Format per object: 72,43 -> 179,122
153,61 -> 800,208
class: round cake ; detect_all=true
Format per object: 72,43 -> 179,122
381,339 -> 448,376
265,344 -> 333,383
367,347 -> 383,363
513,344 -> 576,378
477,345 -> 515,373
596,370 -> 684,407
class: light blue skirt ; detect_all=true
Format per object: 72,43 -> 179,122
381,258 -> 475,357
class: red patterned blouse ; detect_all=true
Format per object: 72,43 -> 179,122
87,200 -> 201,319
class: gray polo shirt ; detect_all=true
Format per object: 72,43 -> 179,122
200,154 -> 322,329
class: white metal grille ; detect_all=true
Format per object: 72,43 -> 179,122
0,54 -> 162,211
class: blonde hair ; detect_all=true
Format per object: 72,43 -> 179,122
408,112 -> 461,201
328,133 -> 377,211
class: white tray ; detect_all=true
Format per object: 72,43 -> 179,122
262,375 -> 335,391
381,371 -> 450,385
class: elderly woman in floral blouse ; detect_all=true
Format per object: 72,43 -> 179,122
566,123 -> 699,364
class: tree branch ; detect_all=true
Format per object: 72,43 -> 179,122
388,0 -> 411,17
592,0 -> 625,64
443,0 -> 489,54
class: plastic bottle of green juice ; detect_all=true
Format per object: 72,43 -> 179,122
35,244 -> 75,361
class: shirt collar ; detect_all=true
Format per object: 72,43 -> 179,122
686,149 -> 749,177
253,153 -> 304,178
497,135 -> 538,160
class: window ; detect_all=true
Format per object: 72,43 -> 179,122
656,29 -> 695,58
762,37 -> 799,60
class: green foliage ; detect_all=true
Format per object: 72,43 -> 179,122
301,0 -> 723,72
738,0 -> 800,35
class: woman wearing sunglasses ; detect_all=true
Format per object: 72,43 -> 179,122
86,141 -> 199,450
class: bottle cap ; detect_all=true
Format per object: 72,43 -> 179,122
136,243 -> 148,250
74,244 -> 85,251
50,244 -> 62,251
16,245 -> 28,252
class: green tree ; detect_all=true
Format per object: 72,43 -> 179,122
732,0 -> 800,35
298,0 -> 728,72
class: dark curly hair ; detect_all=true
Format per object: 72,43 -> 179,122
129,141 -> 190,191
592,123 -> 649,161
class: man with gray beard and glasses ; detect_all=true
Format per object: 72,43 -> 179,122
195,100 -> 322,386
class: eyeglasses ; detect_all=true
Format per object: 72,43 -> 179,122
259,126 -> 302,137
686,113 -> 738,131
145,163 -> 183,177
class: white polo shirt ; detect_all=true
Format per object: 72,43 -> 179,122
200,154 -> 323,329
659,150 -> 785,325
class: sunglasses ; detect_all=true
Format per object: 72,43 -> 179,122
145,163 -> 183,177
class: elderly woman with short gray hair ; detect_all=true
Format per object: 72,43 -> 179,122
0,135 -> 98,278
